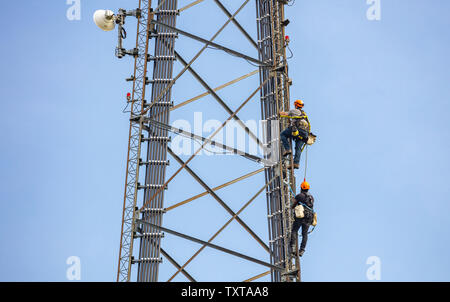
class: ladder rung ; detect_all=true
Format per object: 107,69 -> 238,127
266,187 -> 280,194
256,15 -> 270,21
148,55 -> 176,61
147,78 -> 173,83
258,36 -> 271,42
152,32 -> 178,36
143,101 -> 174,107
260,92 -> 275,99
269,236 -> 284,243
142,136 -> 171,142
150,32 -> 178,38
268,210 -> 282,218
155,10 -> 178,15
141,208 -> 166,213
282,269 -> 299,276
264,114 -> 278,121
274,260 -> 286,266
135,232 -> 165,238
139,160 -> 170,166
137,183 -> 168,190
132,257 -> 163,264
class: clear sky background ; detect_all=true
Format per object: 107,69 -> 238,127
0,0 -> 449,282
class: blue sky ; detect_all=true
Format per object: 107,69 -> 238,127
0,0 -> 449,282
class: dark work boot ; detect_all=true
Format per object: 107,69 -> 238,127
287,163 -> 300,170
283,150 -> 292,157
298,249 -> 305,257
290,244 -> 296,256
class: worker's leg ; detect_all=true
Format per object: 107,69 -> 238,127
299,222 -> 310,252
289,218 -> 302,249
293,139 -> 304,164
293,129 -> 309,164
280,127 -> 293,152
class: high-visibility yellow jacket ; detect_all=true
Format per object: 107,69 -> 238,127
280,109 -> 311,133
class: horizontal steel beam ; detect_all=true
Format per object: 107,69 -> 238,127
166,174 -> 277,281
138,77 -> 270,226
142,118 -> 265,164
167,147 -> 270,253
213,0 -> 258,49
135,219 -> 282,271
165,168 -> 264,211
243,270 -> 271,282
174,50 -> 266,151
151,20 -> 268,66
143,0 -> 250,114
172,70 -> 259,111
161,248 -> 196,282
178,0 -> 205,12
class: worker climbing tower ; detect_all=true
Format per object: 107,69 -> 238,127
256,0 -> 300,282
95,0 -> 301,282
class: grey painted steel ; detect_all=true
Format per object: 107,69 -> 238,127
255,0 -> 298,282
137,0 -> 179,282
115,0 -> 297,282
143,0 -> 251,114
167,147 -> 270,253
173,50 -> 265,150
213,0 -> 259,49
160,248 -> 197,282
136,219 -> 282,271
256,0 -> 281,282
151,20 -> 265,66
117,0 -> 153,282
143,117 -> 266,164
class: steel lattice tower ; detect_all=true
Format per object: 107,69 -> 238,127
112,0 -> 301,282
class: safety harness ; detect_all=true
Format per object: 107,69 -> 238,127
284,180 -> 316,234
280,110 -> 312,143
280,110 -> 311,132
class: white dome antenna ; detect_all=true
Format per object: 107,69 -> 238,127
93,8 -> 141,58
93,10 -> 116,31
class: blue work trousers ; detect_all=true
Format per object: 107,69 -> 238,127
280,126 -> 308,164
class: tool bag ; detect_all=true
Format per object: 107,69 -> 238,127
294,204 -> 305,218
295,194 -> 318,226
312,212 -> 317,226
307,133 -> 317,145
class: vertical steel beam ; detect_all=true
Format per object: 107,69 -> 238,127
117,0 -> 154,282
137,0 -> 179,282
255,0 -> 298,282
114,0 -> 298,283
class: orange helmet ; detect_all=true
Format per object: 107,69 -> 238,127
301,181 -> 310,190
294,99 -> 304,109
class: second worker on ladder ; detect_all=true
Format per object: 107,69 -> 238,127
279,99 -> 312,169
290,181 -> 315,257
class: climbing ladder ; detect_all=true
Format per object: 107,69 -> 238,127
116,0 -> 179,282
256,0 -> 300,282
114,0 -> 301,282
